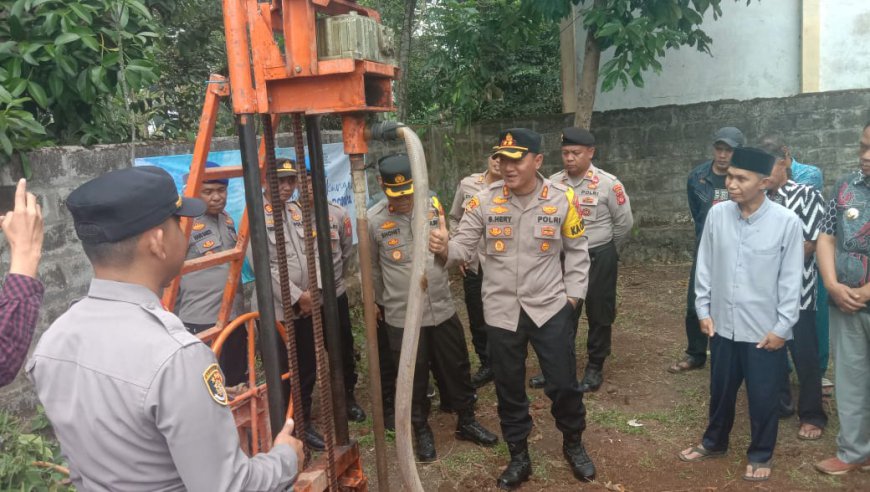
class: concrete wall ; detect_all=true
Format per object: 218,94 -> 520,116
567,1 -> 870,111
3,88 -> 869,411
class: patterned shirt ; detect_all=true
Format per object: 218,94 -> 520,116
820,171 -> 870,292
0,274 -> 44,386
768,180 -> 825,310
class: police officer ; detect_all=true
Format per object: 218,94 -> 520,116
529,128 -> 633,392
430,128 -> 596,488
448,153 -> 502,388
27,166 -> 303,491
292,162 -> 367,422
176,161 -> 247,387
257,158 -> 325,451
368,154 -> 498,462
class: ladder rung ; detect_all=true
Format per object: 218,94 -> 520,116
181,248 -> 245,275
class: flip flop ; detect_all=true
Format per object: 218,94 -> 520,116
798,424 -> 824,441
678,445 -> 726,462
743,460 -> 772,482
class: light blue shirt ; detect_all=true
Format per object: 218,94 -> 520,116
695,198 -> 804,342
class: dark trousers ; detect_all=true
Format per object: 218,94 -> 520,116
488,303 -> 586,443
779,310 -> 827,428
376,314 -> 397,407
576,242 -> 618,368
275,315 -> 317,421
463,267 -> 488,367
185,322 -> 248,387
702,334 -> 786,464
386,314 -> 475,427
335,293 -> 359,394
685,256 -> 709,363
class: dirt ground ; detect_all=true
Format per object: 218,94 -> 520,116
339,264 -> 870,492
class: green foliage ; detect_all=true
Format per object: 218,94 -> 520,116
405,0 -> 562,126
522,0 -> 753,92
0,408 -> 72,491
0,0 -> 160,159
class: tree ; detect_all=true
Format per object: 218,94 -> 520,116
523,0 -> 753,129
0,0 -> 161,165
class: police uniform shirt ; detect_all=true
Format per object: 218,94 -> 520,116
368,196 -> 456,327
287,201 -> 353,296
176,211 -> 244,324
550,164 -> 633,250
27,279 -> 296,491
448,172 -> 489,273
447,177 -> 591,331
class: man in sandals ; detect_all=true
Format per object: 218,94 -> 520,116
678,147 -> 804,482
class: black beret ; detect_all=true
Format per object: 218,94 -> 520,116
561,127 -> 595,146
66,166 -> 206,244
731,147 -> 775,176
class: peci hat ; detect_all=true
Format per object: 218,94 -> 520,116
712,127 -> 746,149
378,154 -> 414,198
561,127 -> 595,147
66,166 -> 206,244
731,147 -> 775,176
491,128 -> 542,159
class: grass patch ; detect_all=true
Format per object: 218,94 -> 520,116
586,408 -> 647,435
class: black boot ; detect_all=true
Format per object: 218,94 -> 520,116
528,372 -> 546,389
346,392 -> 367,423
497,440 -> 532,490
578,365 -> 603,393
456,409 -> 498,446
470,365 -> 494,388
413,423 -> 437,462
563,433 -> 595,482
303,424 -> 326,452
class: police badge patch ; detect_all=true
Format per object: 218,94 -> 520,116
203,363 -> 229,406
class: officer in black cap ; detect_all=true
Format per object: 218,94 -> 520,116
28,166 -> 303,490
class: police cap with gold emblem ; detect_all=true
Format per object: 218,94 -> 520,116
491,128 -> 542,159
378,154 -> 414,198
66,166 -> 206,244
275,158 -> 298,176
561,127 -> 595,147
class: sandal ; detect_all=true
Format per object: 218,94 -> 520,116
678,445 -> 726,462
668,357 -> 705,374
743,460 -> 772,482
798,423 -> 823,441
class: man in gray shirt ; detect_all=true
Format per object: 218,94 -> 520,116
678,147 -> 803,483
28,166 -> 303,491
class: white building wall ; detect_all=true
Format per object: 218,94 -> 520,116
572,0 -> 870,111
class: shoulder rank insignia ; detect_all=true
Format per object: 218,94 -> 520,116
192,222 -> 206,231
381,220 -> 397,230
542,205 -> 558,215
203,363 -> 228,406
490,205 -> 509,214
539,185 -> 549,199
225,217 -> 234,227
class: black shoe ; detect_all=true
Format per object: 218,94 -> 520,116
497,440 -> 532,490
563,434 -> 595,482
414,424 -> 437,462
456,410 -> 498,447
347,395 -> 367,423
578,366 -> 603,393
471,365 -> 495,388
304,425 -> 326,452
528,373 -> 546,389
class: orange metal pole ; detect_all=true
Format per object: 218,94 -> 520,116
224,0 -> 258,113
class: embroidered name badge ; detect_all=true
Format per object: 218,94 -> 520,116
203,364 -> 228,406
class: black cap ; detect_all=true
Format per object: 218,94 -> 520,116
66,166 -> 206,244
712,127 -> 745,148
378,154 -> 413,198
731,147 -> 775,176
182,161 -> 228,186
275,158 -> 298,177
561,127 -> 595,146
491,128 -> 541,159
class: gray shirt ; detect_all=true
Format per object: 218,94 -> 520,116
176,211 -> 244,325
27,279 -> 296,491
695,198 -> 803,342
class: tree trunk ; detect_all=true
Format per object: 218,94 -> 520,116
574,27 -> 600,129
396,0 -> 418,122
